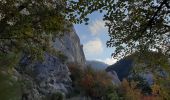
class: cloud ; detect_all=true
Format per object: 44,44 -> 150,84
97,58 -> 117,65
89,19 -> 107,36
83,38 -> 103,56
103,58 -> 117,65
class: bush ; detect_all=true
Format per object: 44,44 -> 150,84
128,73 -> 152,94
50,92 -> 64,100
68,63 -> 84,96
0,69 -> 21,100
57,51 -> 68,63
80,67 -> 114,99
105,85 -> 121,100
119,79 -> 142,100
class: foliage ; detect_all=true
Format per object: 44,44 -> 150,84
50,92 -> 64,100
0,68 -> 21,100
66,0 -> 170,58
129,72 -> 152,94
0,1 -> 71,99
119,74 -> 170,100
45,92 -> 64,100
153,77 -> 170,100
120,79 -> 142,100
56,51 -> 68,63
68,64 -> 120,100
79,66 -> 114,99
69,57 -> 170,100
131,51 -> 170,71
105,85 -> 122,100
0,0 -> 71,68
68,63 -> 84,96
0,52 -> 21,68
130,51 -> 170,99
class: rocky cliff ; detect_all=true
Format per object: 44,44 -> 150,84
53,27 -> 86,67
17,25 -> 86,100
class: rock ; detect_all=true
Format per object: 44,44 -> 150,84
107,71 -> 121,85
53,27 -> 86,67
17,25 -> 86,99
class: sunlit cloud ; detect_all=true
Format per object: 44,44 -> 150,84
97,58 -> 117,65
83,38 -> 103,56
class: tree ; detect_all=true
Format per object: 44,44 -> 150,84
69,65 -> 117,99
0,0 -> 70,64
66,0 -> 170,58
120,79 -> 142,100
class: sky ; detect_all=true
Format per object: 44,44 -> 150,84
74,12 -> 117,65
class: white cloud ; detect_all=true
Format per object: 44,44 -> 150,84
97,58 -> 118,65
104,58 -> 117,65
83,38 -> 103,56
89,19 -> 107,36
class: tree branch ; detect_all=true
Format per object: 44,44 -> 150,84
141,0 -> 167,37
0,1 -> 30,34
165,0 -> 170,8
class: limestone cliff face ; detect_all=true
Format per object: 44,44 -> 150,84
53,27 -> 86,67
18,25 -> 86,100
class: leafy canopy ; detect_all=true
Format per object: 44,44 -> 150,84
0,0 -> 70,62
66,0 -> 170,58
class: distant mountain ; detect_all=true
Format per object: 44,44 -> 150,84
106,52 -> 169,83
106,58 -> 133,81
86,60 -> 109,70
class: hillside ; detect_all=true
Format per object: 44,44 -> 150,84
86,60 -> 108,70
106,58 -> 133,81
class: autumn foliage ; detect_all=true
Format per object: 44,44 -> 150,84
68,64 -> 114,99
119,79 -> 165,100
68,63 -> 170,100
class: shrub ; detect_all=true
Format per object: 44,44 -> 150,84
57,51 -> 68,63
50,92 -> 64,100
119,79 -> 142,100
105,85 -> 121,100
128,73 -> 152,94
0,69 -> 21,100
68,63 -> 84,95
152,79 -> 170,100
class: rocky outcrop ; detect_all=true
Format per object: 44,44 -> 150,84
17,26 -> 86,100
54,27 -> 86,67
106,58 -> 133,81
107,71 -> 121,85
